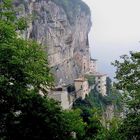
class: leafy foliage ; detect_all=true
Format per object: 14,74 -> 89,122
0,1 -> 94,140
84,75 -> 95,86
74,88 -> 123,114
0,1 -> 83,140
2,92 -> 70,140
63,109 -> 86,139
106,77 -> 112,95
113,52 -> 140,139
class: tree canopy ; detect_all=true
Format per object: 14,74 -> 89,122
0,1 -> 90,140
113,52 -> 140,140
0,1 -> 72,139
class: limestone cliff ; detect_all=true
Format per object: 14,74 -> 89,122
14,0 -> 91,86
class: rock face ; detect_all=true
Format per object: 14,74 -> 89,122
15,0 -> 91,86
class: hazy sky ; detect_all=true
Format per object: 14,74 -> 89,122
82,0 -> 140,79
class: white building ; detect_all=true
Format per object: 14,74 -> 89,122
39,86 -> 75,110
47,87 -> 75,109
95,73 -> 107,96
74,77 -> 89,99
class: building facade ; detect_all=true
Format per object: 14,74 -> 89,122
95,73 -> 107,96
74,77 -> 89,99
39,86 -> 75,110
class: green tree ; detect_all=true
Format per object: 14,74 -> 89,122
96,117 -> 123,140
4,93 -> 70,140
106,77 -> 112,95
113,52 -> 140,140
0,1 -> 71,140
82,109 -> 103,140
63,109 -> 86,140
0,1 -> 91,139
